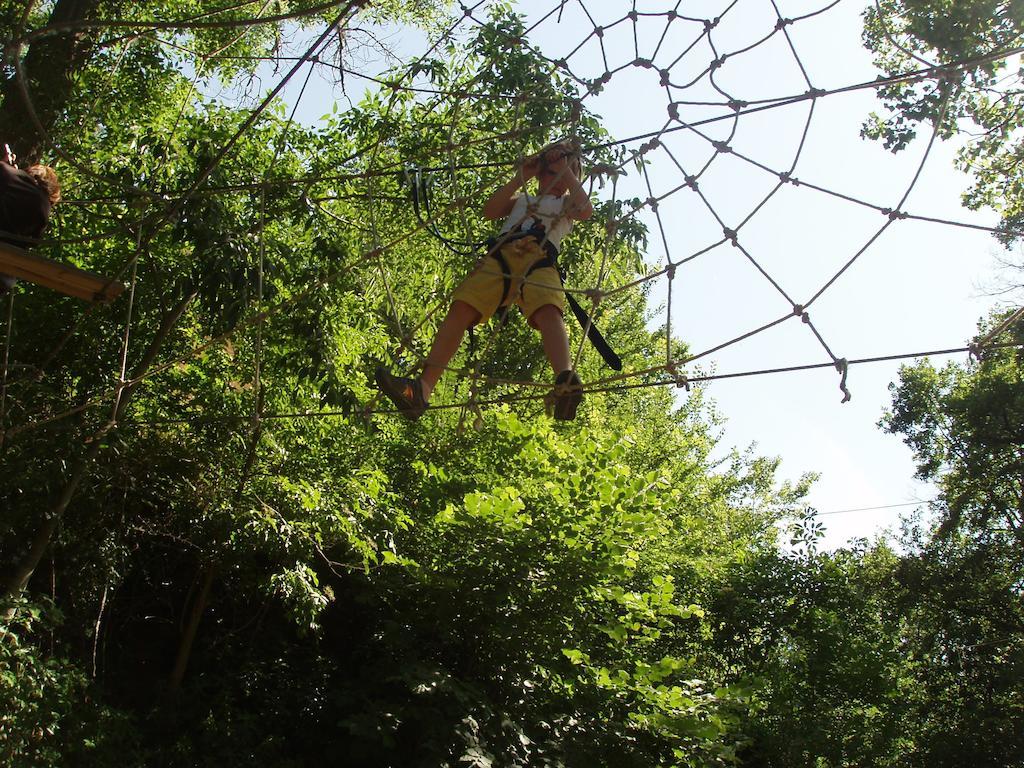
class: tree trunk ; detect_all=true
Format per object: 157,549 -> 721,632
163,395 -> 265,693
167,563 -> 214,694
0,0 -> 104,163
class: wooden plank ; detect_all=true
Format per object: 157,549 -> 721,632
0,242 -> 124,303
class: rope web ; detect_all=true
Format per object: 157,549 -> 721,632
2,0 -> 1023,440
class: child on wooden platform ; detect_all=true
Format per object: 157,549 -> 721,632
0,143 -> 61,295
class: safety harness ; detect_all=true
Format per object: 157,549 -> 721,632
486,226 -> 622,371
407,164 -> 622,371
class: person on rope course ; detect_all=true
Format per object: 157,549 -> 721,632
376,140 -> 593,421
0,143 -> 61,296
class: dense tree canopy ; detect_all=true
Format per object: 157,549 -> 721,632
0,2 -> 1022,767
863,0 -> 1024,242
880,315 -> 1024,767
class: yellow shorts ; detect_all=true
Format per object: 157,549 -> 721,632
451,238 -> 565,326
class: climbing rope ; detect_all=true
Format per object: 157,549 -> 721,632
1,0 -> 1018,440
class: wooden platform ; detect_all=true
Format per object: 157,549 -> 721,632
0,242 -> 124,303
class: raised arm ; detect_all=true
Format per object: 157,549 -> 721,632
561,168 -> 593,221
482,153 -> 540,220
543,144 -> 593,221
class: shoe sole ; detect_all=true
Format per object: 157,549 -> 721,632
375,367 -> 426,420
554,387 -> 582,421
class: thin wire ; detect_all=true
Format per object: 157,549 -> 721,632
0,290 -> 14,447
126,342 -> 1024,427
814,500 -> 933,517
18,0 -> 347,42
109,254 -> 140,421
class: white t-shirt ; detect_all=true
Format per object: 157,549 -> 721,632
499,193 -> 573,249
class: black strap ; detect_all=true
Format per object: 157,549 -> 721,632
407,167 -> 485,257
563,289 -> 622,371
487,231 -> 622,371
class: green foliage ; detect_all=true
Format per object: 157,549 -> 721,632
0,599 -> 136,768
873,310 -> 1024,765
710,542 -> 912,768
887,530 -> 1024,767
0,2 -> 790,764
0,601 -> 86,766
862,0 -> 1024,242
19,3 -> 1020,768
883,313 -> 1024,543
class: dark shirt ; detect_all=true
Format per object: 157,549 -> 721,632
0,162 -> 51,244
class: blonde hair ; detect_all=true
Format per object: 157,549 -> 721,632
26,165 -> 61,204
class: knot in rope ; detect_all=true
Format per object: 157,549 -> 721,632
590,162 -> 619,179
584,288 -> 603,306
665,363 -> 690,390
668,102 -> 680,121
728,99 -> 748,112
666,263 -> 677,281
712,140 -> 732,153
723,227 -> 738,245
634,57 -> 653,69
639,137 -> 661,154
685,175 -> 698,190
805,87 -> 826,98
775,17 -> 793,30
647,197 -> 659,212
834,358 -> 851,403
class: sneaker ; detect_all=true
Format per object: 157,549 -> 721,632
552,369 -> 583,421
375,366 -> 427,420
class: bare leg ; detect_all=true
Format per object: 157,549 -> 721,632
530,304 -> 571,374
421,300 -> 481,400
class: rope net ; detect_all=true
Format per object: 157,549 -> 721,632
1,0 -> 1019,437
